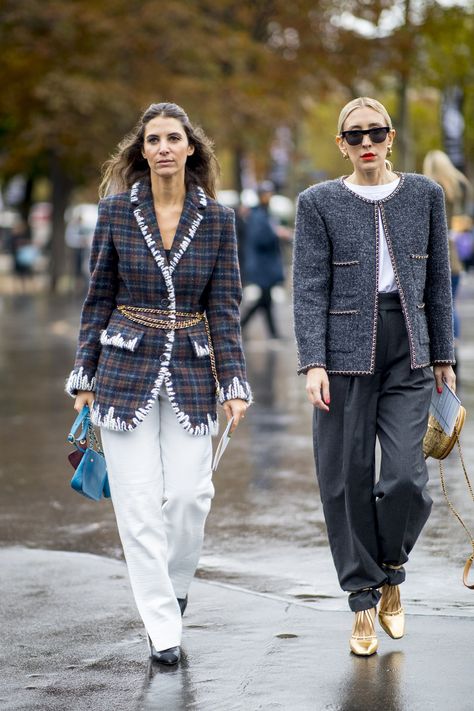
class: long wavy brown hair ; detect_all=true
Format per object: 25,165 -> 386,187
99,103 -> 219,198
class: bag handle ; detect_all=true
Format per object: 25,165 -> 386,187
463,555 -> 474,590
439,428 -> 474,590
67,406 -> 90,446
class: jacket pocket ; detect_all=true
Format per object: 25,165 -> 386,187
327,311 -> 359,353
100,323 -> 144,352
416,305 -> 430,345
410,253 -> 428,285
331,261 -> 360,297
187,331 -> 210,358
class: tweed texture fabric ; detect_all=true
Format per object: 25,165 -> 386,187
66,180 -> 251,434
293,173 -> 455,375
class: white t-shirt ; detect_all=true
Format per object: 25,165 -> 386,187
343,178 -> 400,293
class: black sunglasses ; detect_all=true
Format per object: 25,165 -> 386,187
340,126 -> 391,146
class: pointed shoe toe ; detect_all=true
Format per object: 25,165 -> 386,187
379,584 -> 405,639
151,645 -> 181,666
350,608 -> 378,657
147,636 -> 181,665
177,596 -> 188,617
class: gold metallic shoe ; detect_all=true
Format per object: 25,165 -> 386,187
378,584 -> 405,639
350,607 -> 378,656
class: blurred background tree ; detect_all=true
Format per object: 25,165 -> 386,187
0,0 -> 472,289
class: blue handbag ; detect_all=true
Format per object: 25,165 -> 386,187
67,406 -> 111,501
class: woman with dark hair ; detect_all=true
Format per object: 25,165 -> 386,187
293,97 -> 455,656
67,102 -> 251,665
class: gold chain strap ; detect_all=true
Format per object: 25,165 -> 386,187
203,313 -> 220,397
118,305 -> 203,330
117,305 -> 220,397
88,423 -> 104,455
439,428 -> 474,589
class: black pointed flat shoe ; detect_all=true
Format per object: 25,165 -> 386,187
147,635 -> 181,666
177,596 -> 188,617
152,646 -> 181,666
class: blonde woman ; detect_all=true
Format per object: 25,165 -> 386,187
293,97 -> 455,656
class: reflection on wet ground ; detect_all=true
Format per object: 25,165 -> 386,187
4,547 -> 471,711
1,278 -> 474,617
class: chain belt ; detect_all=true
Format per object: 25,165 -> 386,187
117,305 -> 204,329
117,305 -> 220,395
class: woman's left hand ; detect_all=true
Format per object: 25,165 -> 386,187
223,399 -> 248,433
433,364 -> 456,393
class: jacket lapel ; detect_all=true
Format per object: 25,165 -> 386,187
131,180 -> 207,277
168,186 -> 207,274
131,181 -> 170,284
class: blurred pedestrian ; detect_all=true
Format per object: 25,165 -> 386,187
452,214 -> 474,271
234,201 -> 249,283
10,219 -> 37,291
241,181 -> 285,338
66,102 -> 251,666
65,212 -> 93,291
293,97 -> 455,656
423,150 -> 473,370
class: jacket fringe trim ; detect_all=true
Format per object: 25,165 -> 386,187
192,341 -> 210,357
89,366 -> 218,436
164,376 -> 218,436
218,377 -> 253,405
169,187 -> 206,274
65,367 -> 96,396
100,330 -> 140,352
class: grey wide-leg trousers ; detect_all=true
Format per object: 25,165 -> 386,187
313,293 -> 434,612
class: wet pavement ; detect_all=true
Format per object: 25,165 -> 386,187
2,547 -> 474,711
1,274 -> 474,709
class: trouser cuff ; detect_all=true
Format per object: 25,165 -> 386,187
382,564 -> 406,586
348,588 -> 382,612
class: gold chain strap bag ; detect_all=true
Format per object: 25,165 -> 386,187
423,387 -> 473,588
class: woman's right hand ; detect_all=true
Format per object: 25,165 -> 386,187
305,367 -> 330,412
74,390 -> 95,413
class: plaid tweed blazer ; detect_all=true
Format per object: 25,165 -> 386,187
66,180 -> 252,435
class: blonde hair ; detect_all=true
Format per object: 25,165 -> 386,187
337,97 -> 393,135
422,150 -> 472,206
337,97 -> 394,171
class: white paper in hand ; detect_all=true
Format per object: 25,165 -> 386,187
429,383 -> 461,436
212,417 -> 234,471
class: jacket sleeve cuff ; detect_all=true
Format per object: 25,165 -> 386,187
65,367 -> 97,397
297,362 -> 326,375
218,377 -> 253,405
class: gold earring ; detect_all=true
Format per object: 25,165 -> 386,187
342,152 -> 349,160
387,146 -> 392,157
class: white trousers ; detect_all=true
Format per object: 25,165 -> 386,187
101,391 -> 213,650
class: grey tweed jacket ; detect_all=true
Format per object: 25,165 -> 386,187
293,173 -> 455,375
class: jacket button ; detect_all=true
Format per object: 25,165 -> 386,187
160,354 -> 168,363
161,298 -> 169,307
